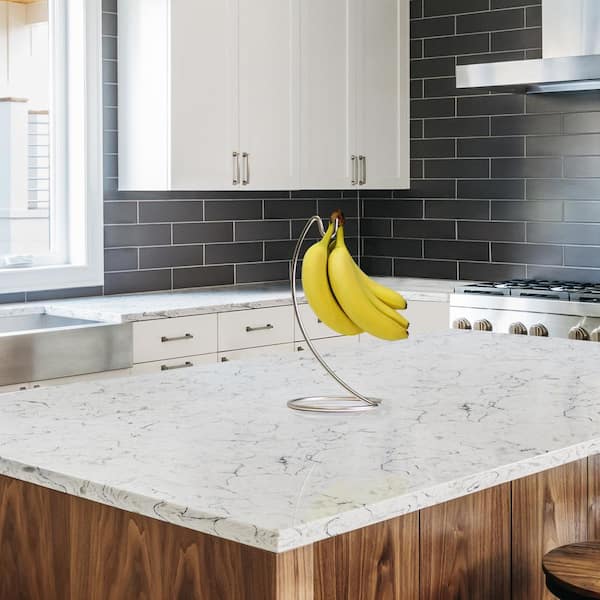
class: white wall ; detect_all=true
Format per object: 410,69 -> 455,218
0,1 -> 50,258
0,1 -> 49,108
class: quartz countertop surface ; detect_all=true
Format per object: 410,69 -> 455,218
1,331 -> 600,552
0,278 -> 459,323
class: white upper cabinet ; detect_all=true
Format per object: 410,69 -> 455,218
355,0 -> 410,189
170,0 -> 238,190
119,0 -> 238,191
119,0 -> 409,191
298,0 -> 357,190
238,0 -> 299,190
298,0 -> 409,190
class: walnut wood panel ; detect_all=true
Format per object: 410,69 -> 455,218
313,514 -> 419,600
277,545 -> 314,600
0,474 -> 308,600
0,475 -> 70,600
512,460 -> 588,600
588,455 -> 600,540
419,484 -> 511,600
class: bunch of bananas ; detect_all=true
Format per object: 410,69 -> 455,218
301,210 -> 409,341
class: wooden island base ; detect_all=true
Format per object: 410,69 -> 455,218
1,456 -> 599,600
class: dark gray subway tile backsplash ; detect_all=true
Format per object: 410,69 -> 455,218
363,0 -> 600,284
12,0 -> 600,303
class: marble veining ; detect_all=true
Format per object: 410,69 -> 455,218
0,331 -> 600,552
0,278 -> 458,323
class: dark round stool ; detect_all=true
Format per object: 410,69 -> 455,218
543,542 -> 600,600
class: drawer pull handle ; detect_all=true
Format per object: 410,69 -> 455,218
161,333 -> 194,343
161,361 -> 193,371
245,324 -> 274,333
297,346 -> 305,352
221,357 -> 230,362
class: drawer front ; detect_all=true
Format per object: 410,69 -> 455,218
218,343 -> 294,364
295,303 -> 341,341
131,353 -> 217,375
295,335 -> 360,354
0,383 -> 30,394
133,314 -> 218,363
218,306 -> 294,351
404,300 -> 449,336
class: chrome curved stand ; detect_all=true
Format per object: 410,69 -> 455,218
288,215 -> 381,413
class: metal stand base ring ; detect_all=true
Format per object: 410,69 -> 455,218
288,396 -> 382,413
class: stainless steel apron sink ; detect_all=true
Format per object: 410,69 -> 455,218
0,312 -> 132,386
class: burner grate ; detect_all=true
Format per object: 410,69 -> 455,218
455,279 -> 600,301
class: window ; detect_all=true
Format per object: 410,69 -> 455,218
0,0 -> 102,293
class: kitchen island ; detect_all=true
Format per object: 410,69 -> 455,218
1,331 -> 599,599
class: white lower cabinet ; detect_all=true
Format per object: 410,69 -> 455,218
218,306 -> 294,351
218,343 -> 294,364
131,354 -> 218,375
295,335 -> 360,354
405,300 -> 450,336
294,303 -> 341,340
0,383 -> 30,393
0,298 -> 449,395
133,314 -> 218,363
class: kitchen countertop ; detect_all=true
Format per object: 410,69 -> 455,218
0,278 -> 460,323
1,331 -> 599,553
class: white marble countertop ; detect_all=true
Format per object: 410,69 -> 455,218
1,331 -> 600,553
0,278 -> 460,323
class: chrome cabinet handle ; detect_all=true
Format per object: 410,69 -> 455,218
161,333 -> 193,343
232,152 -> 240,185
351,155 -> 358,185
358,155 -> 366,185
245,324 -> 273,332
161,361 -> 193,371
241,152 -> 249,185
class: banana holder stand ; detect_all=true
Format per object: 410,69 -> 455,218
288,214 -> 382,413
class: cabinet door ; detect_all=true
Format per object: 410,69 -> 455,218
238,0 -> 299,190
218,343 -> 294,364
356,0 -> 409,190
404,301 -> 450,336
131,354 -> 217,375
170,0 -> 238,190
298,0 -> 357,189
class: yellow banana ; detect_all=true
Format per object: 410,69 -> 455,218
327,239 -> 407,310
355,267 -> 407,310
301,222 -> 362,336
327,225 -> 408,341
361,282 -> 409,330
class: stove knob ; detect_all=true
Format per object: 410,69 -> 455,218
452,318 -> 472,330
529,324 -> 549,337
473,319 -> 493,332
591,328 -> 600,342
568,326 -> 590,341
509,322 -> 528,335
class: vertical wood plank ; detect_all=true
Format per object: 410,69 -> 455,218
588,455 -> 600,540
512,459 -> 588,600
0,475 -> 70,600
69,492 -> 279,600
276,545 -> 314,600
420,483 -> 511,600
313,513 -> 419,600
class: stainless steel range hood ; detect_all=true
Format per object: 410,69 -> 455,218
456,0 -> 600,93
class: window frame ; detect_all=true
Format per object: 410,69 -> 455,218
0,0 -> 103,294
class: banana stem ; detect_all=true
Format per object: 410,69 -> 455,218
289,215 -> 380,410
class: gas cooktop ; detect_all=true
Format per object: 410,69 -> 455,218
455,279 -> 600,303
